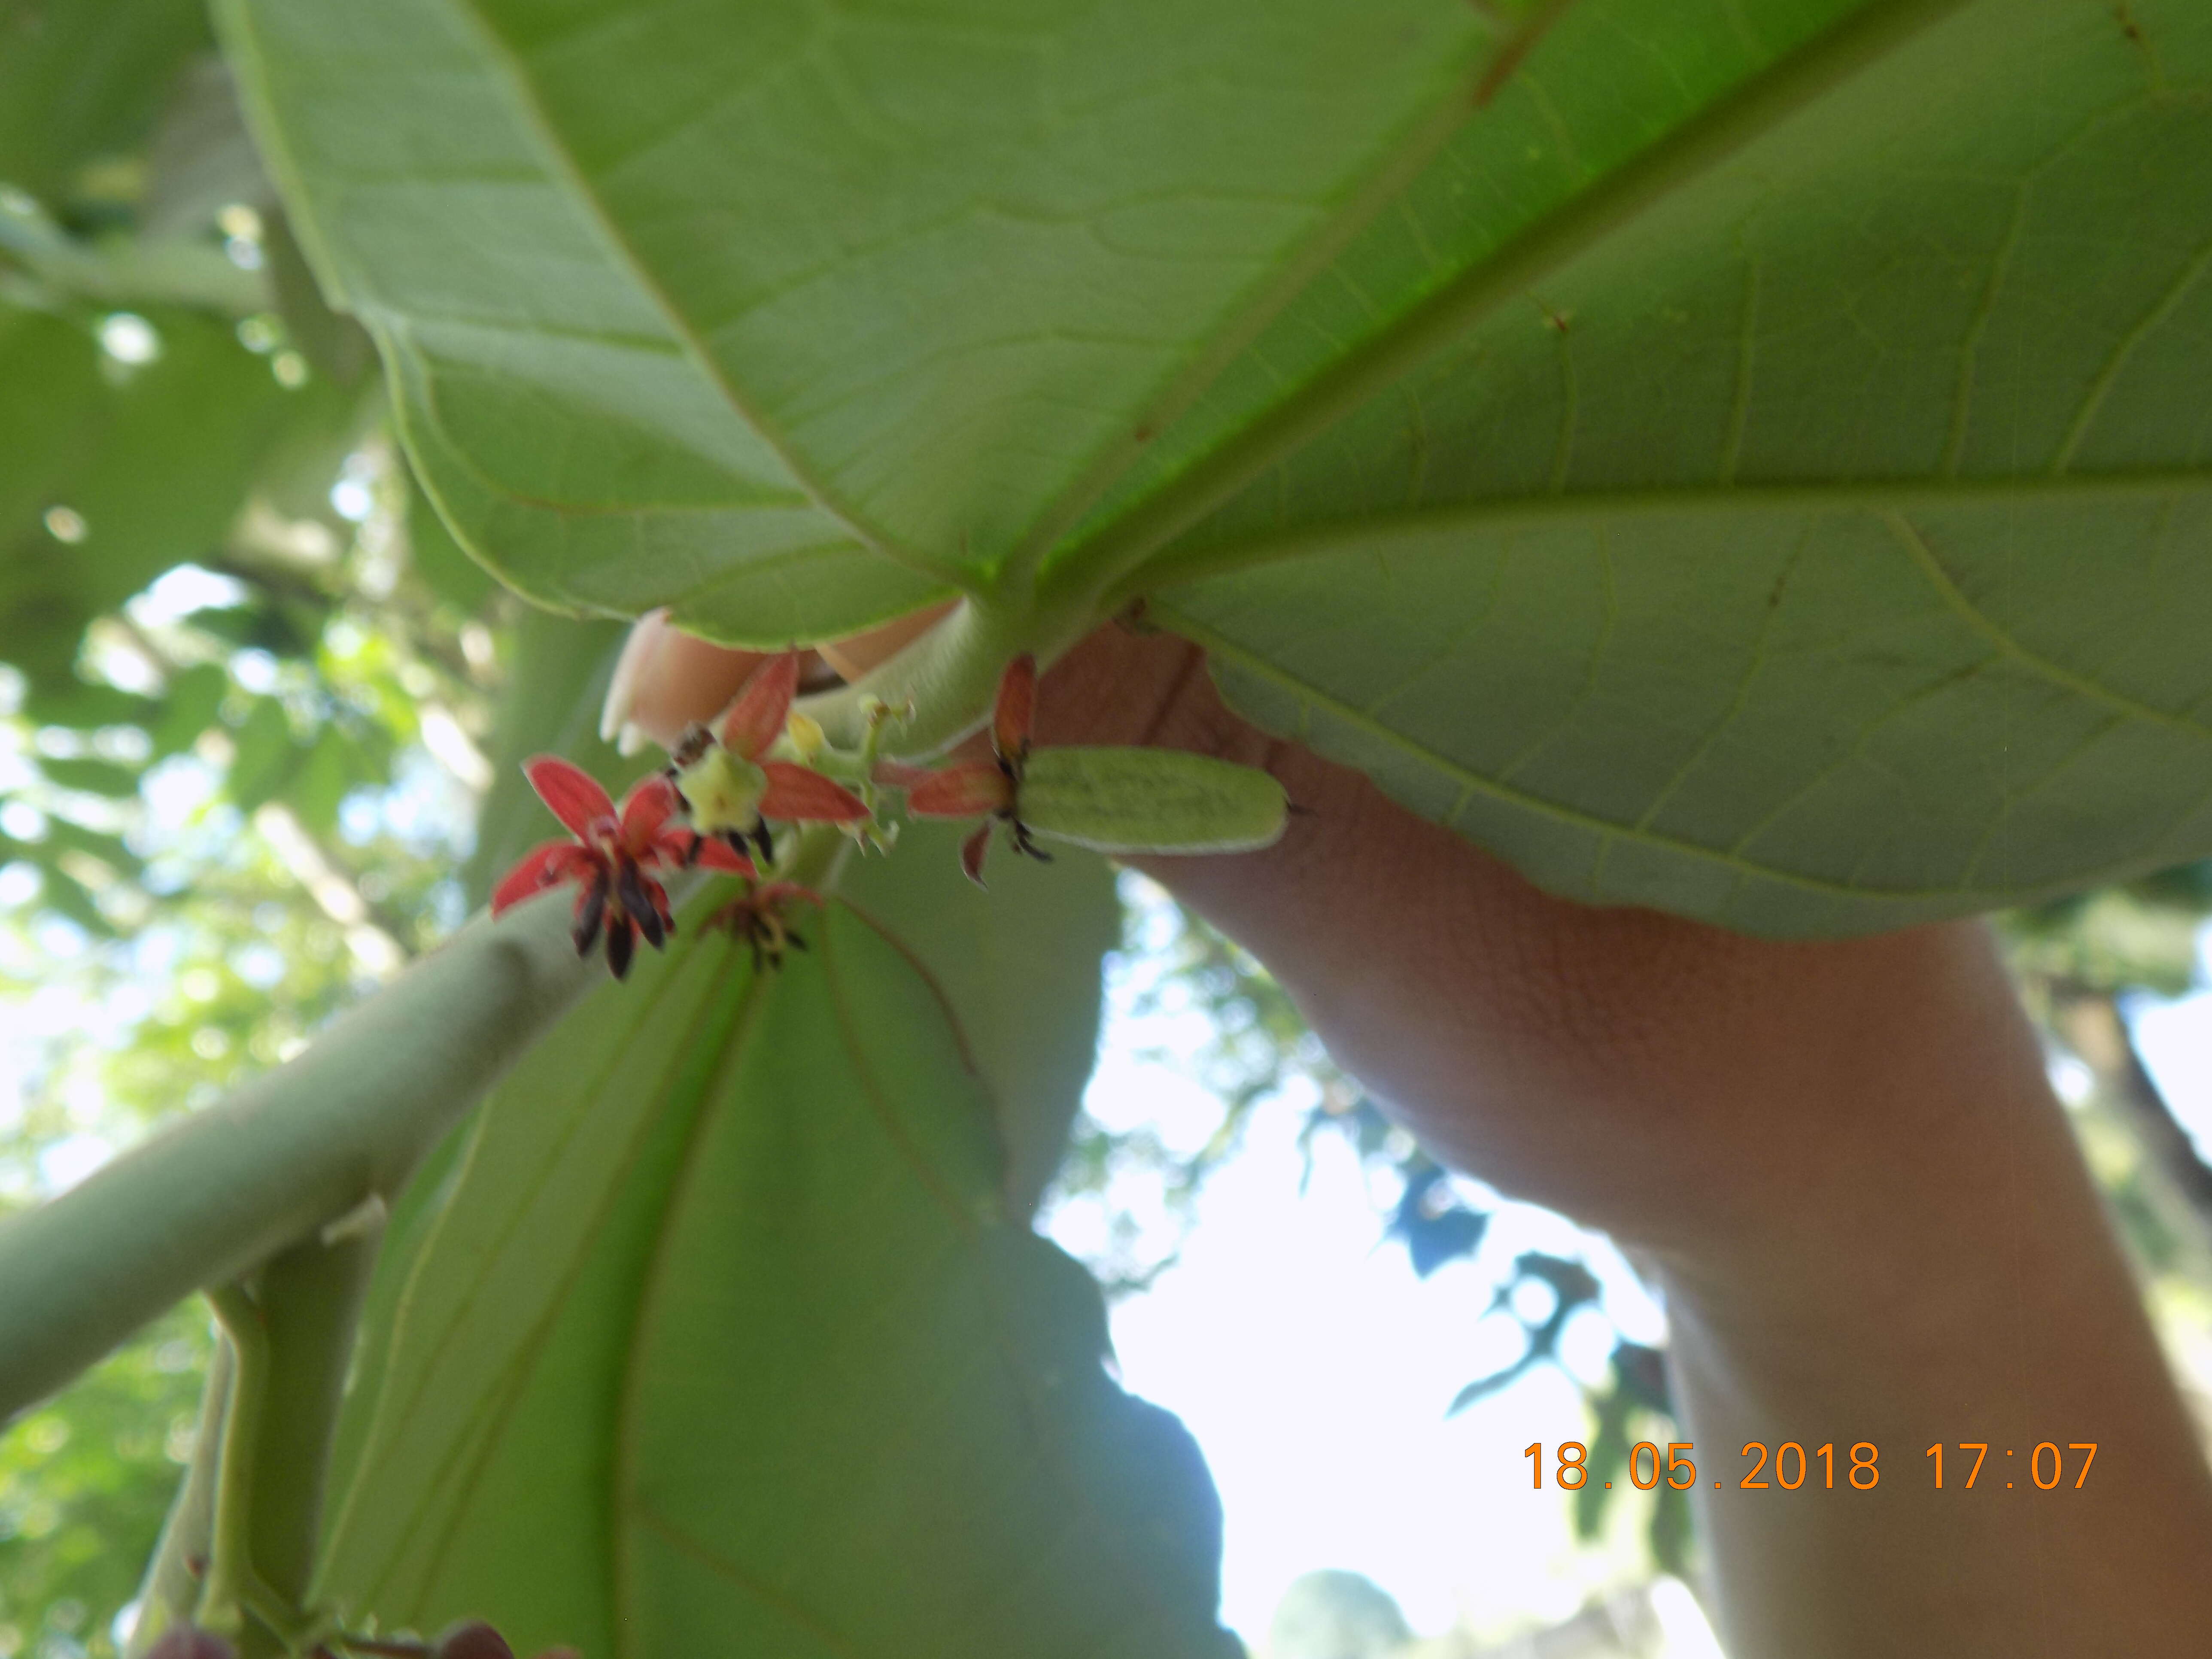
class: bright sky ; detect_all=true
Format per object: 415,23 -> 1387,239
2130,990 -> 2212,1164
1042,877 -> 1711,1650
1057,1104 -> 1671,1644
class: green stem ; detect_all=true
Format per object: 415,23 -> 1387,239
0,196 -> 272,315
196,1286 -> 269,1637
128,1342 -> 234,1657
0,889 -> 602,1424
794,592 -> 1097,760
776,822 -> 852,894
240,1231 -> 382,1658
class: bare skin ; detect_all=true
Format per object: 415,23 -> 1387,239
637,616 -> 2212,1656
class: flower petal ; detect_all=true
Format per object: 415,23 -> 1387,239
525,756 -> 616,839
491,840 -> 594,916
905,760 -> 1013,819
757,761 -> 869,823
617,774 -> 681,854
666,832 -> 756,875
871,758 -> 939,791
717,651 -> 800,762
960,821 -> 994,887
993,653 -> 1036,762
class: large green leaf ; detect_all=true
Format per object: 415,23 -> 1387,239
316,899 -> 1232,1658
840,824 -> 1118,1218
0,301 -> 337,688
222,0 -> 2212,933
0,0 -> 209,206
1135,0 -> 2212,934
213,0 -> 1502,639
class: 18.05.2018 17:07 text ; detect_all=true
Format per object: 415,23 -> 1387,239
1524,1440 -> 2099,1491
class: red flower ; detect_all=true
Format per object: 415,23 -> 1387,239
705,878 -> 819,971
492,757 -> 752,978
670,652 -> 870,864
898,654 -> 1046,885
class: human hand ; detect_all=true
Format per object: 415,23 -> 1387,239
613,601 -> 2212,1656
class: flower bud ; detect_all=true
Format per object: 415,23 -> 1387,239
783,711 -> 825,760
431,1620 -> 516,1659
1015,747 -> 1287,856
142,1627 -> 237,1659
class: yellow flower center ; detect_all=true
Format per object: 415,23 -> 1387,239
675,748 -> 768,837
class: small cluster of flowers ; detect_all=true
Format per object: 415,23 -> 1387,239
494,635 -> 1288,980
146,1618 -> 564,1659
490,650 -> 866,977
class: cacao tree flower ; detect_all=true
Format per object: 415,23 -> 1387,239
491,757 -> 751,979
668,651 -> 870,863
143,1627 -> 237,1659
427,1621 -> 516,1659
706,878 -> 819,970
334,1617 -> 566,1659
895,653 -> 1290,885
898,653 -> 1042,884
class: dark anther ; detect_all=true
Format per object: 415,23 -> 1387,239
572,878 -> 608,956
606,914 -> 637,979
617,859 -> 664,950
668,721 -> 714,773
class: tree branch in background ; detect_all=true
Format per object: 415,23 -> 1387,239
251,805 -> 406,980
2037,973 -> 2212,1259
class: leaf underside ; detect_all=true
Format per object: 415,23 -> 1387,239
316,898 -> 1233,1659
223,0 -> 2212,933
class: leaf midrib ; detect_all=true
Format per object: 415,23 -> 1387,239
1048,0 -> 1984,608
1118,468 -> 2212,597
1157,604 -> 2200,907
992,4 -> 1542,584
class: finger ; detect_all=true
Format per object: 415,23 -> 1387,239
601,609 -> 772,753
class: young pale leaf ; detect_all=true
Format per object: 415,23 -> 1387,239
1019,747 -> 1288,856
316,898 -> 1235,1659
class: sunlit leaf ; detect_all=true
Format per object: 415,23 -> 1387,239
225,0 -> 2212,933
1144,0 -> 2212,934
39,758 -> 143,798
0,301 -> 334,693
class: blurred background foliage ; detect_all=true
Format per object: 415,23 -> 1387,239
5,5 -> 2212,1656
